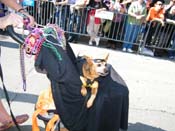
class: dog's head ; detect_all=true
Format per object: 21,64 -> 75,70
82,53 -> 109,80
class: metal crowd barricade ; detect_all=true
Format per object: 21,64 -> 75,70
26,1 -> 175,54
26,1 -> 143,44
26,0 -> 55,25
140,20 -> 175,53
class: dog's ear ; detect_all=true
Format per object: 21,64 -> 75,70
104,53 -> 109,61
84,55 -> 93,65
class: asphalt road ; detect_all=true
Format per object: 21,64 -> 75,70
0,35 -> 175,131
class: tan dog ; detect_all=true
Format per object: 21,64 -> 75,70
80,53 -> 109,108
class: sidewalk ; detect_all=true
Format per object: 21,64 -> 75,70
0,35 -> 175,131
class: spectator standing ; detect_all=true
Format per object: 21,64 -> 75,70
68,0 -> 89,42
144,0 -> 165,47
86,0 -> 109,46
105,0 -> 126,49
54,0 -> 70,30
122,0 -> 146,52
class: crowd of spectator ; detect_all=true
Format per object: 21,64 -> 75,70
2,0 -> 175,58
48,0 -> 175,57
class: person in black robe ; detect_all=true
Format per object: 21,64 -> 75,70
34,34 -> 129,131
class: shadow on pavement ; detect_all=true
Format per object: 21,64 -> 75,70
128,122 -> 166,131
1,87 -> 167,131
0,41 -> 19,49
0,88 -> 38,104
6,122 -> 167,131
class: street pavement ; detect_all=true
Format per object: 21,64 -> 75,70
0,35 -> 175,131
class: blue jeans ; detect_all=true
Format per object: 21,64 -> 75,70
68,12 -> 81,33
55,5 -> 69,30
68,10 -> 82,40
123,23 -> 141,49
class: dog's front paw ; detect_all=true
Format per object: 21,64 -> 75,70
81,87 -> 87,96
86,99 -> 93,108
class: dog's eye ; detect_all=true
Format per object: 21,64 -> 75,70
97,64 -> 101,67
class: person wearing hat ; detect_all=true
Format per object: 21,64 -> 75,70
146,0 -> 165,24
144,0 -> 165,47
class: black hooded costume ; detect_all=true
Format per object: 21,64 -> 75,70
34,35 -> 129,131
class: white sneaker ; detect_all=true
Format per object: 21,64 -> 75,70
142,47 -> 154,56
95,37 -> 100,46
169,56 -> 174,59
122,48 -> 127,52
89,40 -> 93,45
127,48 -> 134,53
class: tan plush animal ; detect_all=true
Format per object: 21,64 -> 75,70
80,53 -> 109,108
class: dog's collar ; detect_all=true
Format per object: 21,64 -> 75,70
86,79 -> 95,87
80,76 -> 99,89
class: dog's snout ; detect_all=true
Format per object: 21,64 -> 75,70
104,68 -> 109,73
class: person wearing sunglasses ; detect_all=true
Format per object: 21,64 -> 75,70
146,0 -> 165,25
144,0 -> 165,50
